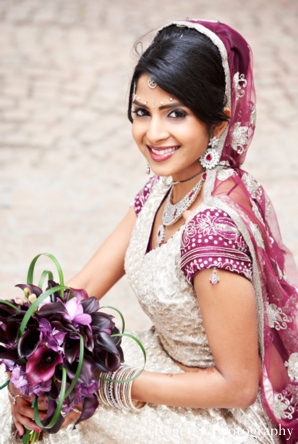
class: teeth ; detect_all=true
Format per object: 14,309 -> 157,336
151,147 -> 178,155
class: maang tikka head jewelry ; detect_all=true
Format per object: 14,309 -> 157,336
199,136 -> 220,169
148,77 -> 157,89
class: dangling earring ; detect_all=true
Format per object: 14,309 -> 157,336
200,136 -> 220,169
146,163 -> 151,175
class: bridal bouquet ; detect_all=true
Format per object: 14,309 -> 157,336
0,254 -> 145,444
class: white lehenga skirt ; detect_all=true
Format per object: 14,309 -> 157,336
0,330 -> 280,444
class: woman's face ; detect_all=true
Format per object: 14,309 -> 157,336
132,74 -> 210,181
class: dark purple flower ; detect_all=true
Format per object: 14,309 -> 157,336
65,354 -> 96,385
93,349 -> 121,372
6,321 -> 20,346
0,345 -> 19,362
68,287 -> 89,301
18,329 -> 41,358
81,297 -> 99,314
38,300 -> 67,317
75,394 -> 99,427
80,324 -> 94,352
0,302 -> 20,323
94,331 -> 119,355
91,312 -> 115,331
0,329 -> 9,345
40,397 -> 65,434
15,284 -> 43,297
26,346 -> 63,385
63,335 -> 81,364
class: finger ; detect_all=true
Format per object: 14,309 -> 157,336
12,399 -> 46,433
12,406 -> 42,434
13,418 -> 25,437
60,411 -> 81,429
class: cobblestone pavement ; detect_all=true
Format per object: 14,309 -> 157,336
0,0 -> 297,329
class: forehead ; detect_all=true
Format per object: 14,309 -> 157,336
135,74 -> 176,99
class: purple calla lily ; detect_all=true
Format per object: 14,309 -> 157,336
41,397 -> 65,434
94,331 -> 120,355
26,346 -> 63,385
15,283 -> 43,297
91,312 -> 115,331
68,287 -> 89,301
0,330 -> 8,345
65,354 -> 96,385
93,348 -> 121,372
64,335 -> 81,364
18,329 -> 41,358
6,321 -> 20,345
74,394 -> 99,427
81,297 -> 99,314
38,300 -> 67,317
0,345 -> 19,362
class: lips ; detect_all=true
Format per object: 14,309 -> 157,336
147,145 -> 180,162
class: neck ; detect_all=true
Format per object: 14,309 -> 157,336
171,173 -> 204,204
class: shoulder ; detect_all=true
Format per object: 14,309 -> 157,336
134,175 -> 161,216
180,207 -> 252,283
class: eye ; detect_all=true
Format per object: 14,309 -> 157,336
168,109 -> 187,119
131,107 -> 150,117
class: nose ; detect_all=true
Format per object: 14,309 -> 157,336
146,115 -> 169,144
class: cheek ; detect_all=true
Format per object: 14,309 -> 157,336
131,122 -> 139,143
132,122 -> 145,147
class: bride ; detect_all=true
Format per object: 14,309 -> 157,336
2,19 -> 298,444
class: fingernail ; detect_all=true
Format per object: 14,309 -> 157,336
33,427 -> 41,433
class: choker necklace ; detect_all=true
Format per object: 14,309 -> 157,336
171,168 -> 205,185
156,171 -> 206,247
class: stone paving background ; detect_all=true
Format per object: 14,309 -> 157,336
0,0 -> 297,329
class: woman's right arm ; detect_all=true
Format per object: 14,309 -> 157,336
67,206 -> 137,299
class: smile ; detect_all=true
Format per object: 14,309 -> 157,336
148,145 -> 180,155
147,145 -> 180,163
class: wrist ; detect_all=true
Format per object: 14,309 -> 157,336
7,383 -> 23,404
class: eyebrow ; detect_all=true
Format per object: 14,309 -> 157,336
132,99 -> 185,110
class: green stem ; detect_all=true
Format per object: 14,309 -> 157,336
34,367 -> 67,429
26,253 -> 65,299
19,285 -> 67,338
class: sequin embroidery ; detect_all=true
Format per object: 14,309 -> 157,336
285,353 -> 298,382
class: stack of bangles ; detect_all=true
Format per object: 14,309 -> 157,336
97,364 -> 147,411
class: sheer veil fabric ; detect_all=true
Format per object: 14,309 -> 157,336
164,19 -> 298,443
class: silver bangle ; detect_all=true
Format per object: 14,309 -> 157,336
61,407 -> 81,417
7,385 -> 23,405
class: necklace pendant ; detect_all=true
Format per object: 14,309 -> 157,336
156,224 -> 165,246
162,177 -> 204,227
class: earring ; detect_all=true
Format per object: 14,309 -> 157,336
199,136 -> 220,169
146,163 -> 151,175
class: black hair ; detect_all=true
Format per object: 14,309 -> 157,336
127,25 -> 228,128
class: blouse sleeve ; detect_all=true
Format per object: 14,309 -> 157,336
133,175 -> 160,216
180,208 -> 253,283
